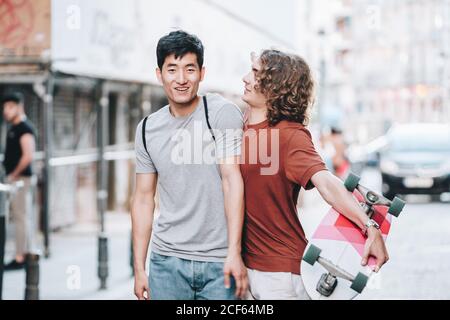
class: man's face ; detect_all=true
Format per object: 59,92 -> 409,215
2,101 -> 20,123
242,53 -> 267,109
156,53 -> 205,106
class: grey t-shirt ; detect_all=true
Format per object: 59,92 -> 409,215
135,93 -> 244,262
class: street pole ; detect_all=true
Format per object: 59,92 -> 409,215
97,82 -> 109,290
24,253 -> 39,300
0,116 -> 5,299
42,75 -> 54,258
0,122 -> 5,299
0,184 -> 6,300
25,178 -> 40,300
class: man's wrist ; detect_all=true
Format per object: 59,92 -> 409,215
367,225 -> 380,235
227,246 -> 242,257
133,265 -> 146,274
362,219 -> 380,236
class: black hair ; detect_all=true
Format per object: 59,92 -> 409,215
156,30 -> 204,70
331,127 -> 343,135
1,92 -> 24,106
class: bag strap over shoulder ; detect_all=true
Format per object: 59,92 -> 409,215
142,116 -> 150,156
203,96 -> 216,141
141,96 -> 215,157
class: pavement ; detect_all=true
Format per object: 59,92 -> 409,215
2,212 -> 136,300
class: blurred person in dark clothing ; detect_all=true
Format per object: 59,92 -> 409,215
2,92 -> 37,271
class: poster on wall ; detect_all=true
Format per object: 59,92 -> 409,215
0,0 -> 51,59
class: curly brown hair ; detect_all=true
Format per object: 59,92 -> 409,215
256,49 -> 315,126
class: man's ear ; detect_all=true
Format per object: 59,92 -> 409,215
200,66 -> 206,82
156,68 -> 162,84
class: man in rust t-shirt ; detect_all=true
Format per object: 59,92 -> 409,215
241,119 -> 326,277
240,50 -> 389,300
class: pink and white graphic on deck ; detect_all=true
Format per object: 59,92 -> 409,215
311,190 -> 392,269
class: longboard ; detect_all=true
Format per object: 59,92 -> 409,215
301,173 -> 405,299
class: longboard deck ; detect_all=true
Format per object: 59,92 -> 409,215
301,189 -> 392,300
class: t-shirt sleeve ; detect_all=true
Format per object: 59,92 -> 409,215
285,128 -> 328,190
19,123 -> 35,138
212,104 -> 244,160
135,118 -> 157,174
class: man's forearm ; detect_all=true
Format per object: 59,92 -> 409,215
9,155 -> 33,178
131,196 -> 155,273
313,172 -> 388,271
222,174 -> 245,255
319,176 -> 369,230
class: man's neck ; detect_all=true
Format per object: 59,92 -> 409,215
11,114 -> 25,125
169,96 -> 200,118
247,107 -> 267,125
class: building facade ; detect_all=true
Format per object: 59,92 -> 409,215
0,0 -> 298,228
297,0 -> 450,144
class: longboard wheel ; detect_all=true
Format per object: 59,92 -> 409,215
350,272 -> 369,293
388,197 -> 406,217
344,173 -> 360,192
303,244 -> 321,266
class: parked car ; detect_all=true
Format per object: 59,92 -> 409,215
347,135 -> 389,172
379,123 -> 450,200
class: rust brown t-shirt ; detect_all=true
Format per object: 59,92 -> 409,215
240,119 -> 327,275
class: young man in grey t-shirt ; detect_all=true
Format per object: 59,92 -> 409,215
131,30 -> 248,300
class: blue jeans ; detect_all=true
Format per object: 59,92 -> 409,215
149,252 -> 237,300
